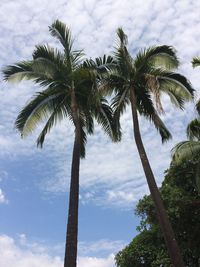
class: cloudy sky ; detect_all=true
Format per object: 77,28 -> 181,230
0,0 -> 200,266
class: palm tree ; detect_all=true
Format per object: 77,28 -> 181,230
192,57 -> 200,68
172,106 -> 200,191
172,58 -> 200,191
100,29 -> 194,267
2,20 -> 119,267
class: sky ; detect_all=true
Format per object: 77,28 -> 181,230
0,0 -> 200,266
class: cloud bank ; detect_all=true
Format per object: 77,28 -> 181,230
0,235 -> 119,267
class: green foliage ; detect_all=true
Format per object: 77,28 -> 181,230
172,104 -> 200,191
192,57 -> 200,68
187,119 -> 200,141
115,161 -> 200,266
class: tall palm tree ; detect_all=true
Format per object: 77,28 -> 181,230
2,20 -> 119,267
100,29 -> 194,267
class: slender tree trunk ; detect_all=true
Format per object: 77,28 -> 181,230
64,89 -> 80,267
130,89 -> 185,267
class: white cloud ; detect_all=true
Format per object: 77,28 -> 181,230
0,235 -> 62,267
78,254 -> 115,267
79,239 -> 125,256
0,234 -> 118,267
1,0 -> 200,208
0,188 -> 8,204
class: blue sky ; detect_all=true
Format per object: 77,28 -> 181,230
0,0 -> 200,266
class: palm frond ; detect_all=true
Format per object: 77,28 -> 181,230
83,55 -> 116,75
71,49 -> 85,68
112,88 -> 129,115
85,112 -> 94,135
33,45 -> 65,68
37,98 -> 68,147
195,99 -> 200,115
151,113 -> 172,142
135,45 -> 179,72
49,20 -> 73,57
172,141 -> 200,164
116,28 -> 128,47
2,61 -> 35,82
158,71 -> 194,103
2,59 -> 61,88
15,89 -> 66,136
114,28 -> 134,79
136,87 -> 171,142
192,57 -> 200,68
187,119 -> 200,141
96,98 -> 121,142
112,89 -> 130,142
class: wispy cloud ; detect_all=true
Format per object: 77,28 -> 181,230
0,170 -> 8,204
0,234 -> 62,267
78,254 -> 115,267
0,188 -> 8,204
0,234 -> 120,267
79,239 -> 126,257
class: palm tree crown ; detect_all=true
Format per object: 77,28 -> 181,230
101,28 -> 194,140
3,20 -> 118,157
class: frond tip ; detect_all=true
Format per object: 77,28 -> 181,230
192,57 -> 200,68
2,61 -> 34,83
116,28 -> 128,47
49,20 -> 73,54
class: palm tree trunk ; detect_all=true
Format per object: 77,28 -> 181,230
64,130 -> 80,267
64,89 -> 80,267
130,89 -> 185,267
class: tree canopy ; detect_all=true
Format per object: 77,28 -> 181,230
115,159 -> 200,267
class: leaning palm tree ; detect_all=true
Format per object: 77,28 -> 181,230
100,29 -> 194,267
2,20 -> 119,267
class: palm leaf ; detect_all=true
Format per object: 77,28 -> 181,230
3,61 -> 35,82
172,141 -> 200,164
195,99 -> 200,115
83,55 -> 116,75
135,45 -> 179,72
151,113 -> 172,142
96,98 -> 121,142
116,28 -> 128,47
112,88 -> 130,114
49,20 -> 73,57
15,89 -> 66,136
136,86 -> 171,142
158,71 -> 194,101
37,98 -> 68,147
187,119 -> 200,141
192,57 -> 200,68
